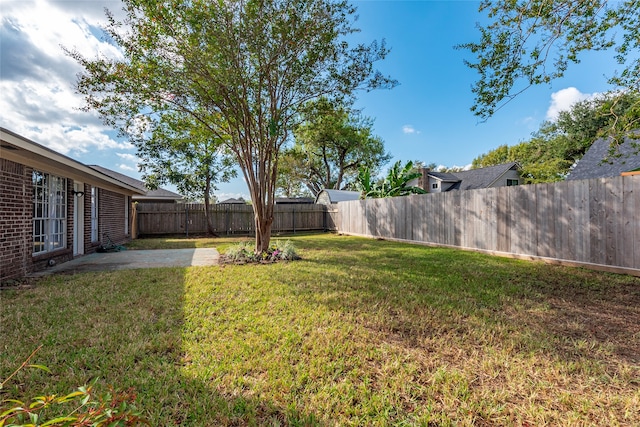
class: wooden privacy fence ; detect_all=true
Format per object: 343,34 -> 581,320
135,203 -> 337,236
337,175 -> 640,276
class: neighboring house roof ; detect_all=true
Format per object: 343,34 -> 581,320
427,172 -> 460,183
566,137 -> 640,180
89,165 -> 183,202
315,189 -> 361,204
219,197 -> 246,204
1,127 -> 144,195
421,162 -> 520,191
448,162 -> 520,190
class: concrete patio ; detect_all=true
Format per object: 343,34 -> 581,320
30,248 -> 220,276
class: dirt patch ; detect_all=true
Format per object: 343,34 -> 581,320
0,277 -> 37,290
504,277 -> 640,364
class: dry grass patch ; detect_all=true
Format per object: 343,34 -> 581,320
1,233 -> 639,426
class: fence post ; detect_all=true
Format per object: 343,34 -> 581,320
293,206 -> 296,234
185,205 -> 189,237
323,206 -> 327,231
225,205 -> 229,235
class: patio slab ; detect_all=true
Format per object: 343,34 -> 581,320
30,248 -> 220,276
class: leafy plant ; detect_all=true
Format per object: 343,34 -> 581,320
357,160 -> 427,198
1,347 -> 147,427
224,240 -> 300,263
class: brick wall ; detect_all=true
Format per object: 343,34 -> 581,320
85,187 -> 132,254
0,159 -> 30,282
1,161 -> 133,281
99,189 -> 131,246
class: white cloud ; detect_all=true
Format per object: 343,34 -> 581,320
116,153 -> 140,162
0,0 -> 126,155
546,87 -> 592,121
118,163 -> 137,172
402,125 -> 420,135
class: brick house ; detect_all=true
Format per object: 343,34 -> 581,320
1,128 -> 145,282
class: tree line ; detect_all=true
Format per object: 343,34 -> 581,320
66,0 -> 640,254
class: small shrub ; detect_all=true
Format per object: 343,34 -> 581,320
224,241 -> 254,262
224,240 -> 300,263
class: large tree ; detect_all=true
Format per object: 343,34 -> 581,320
134,114 -> 237,235
460,0 -> 640,140
280,97 -> 390,196
67,0 -> 395,252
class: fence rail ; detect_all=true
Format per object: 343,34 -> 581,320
336,176 -> 640,276
135,203 -> 337,236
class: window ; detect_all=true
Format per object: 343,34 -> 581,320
91,187 -> 99,242
32,171 -> 67,254
432,183 -> 438,189
506,179 -> 519,186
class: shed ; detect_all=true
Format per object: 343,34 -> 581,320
315,189 -> 361,205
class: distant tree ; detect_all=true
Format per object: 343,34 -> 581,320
67,0 -> 396,253
411,161 -> 467,174
275,152 -> 313,198
472,145 -> 509,169
358,160 -> 426,198
444,165 -> 468,173
460,0 -> 640,141
135,116 -> 236,235
280,98 -> 391,196
472,91 -> 640,183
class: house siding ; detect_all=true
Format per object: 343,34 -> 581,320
94,188 -> 131,250
0,159 -> 31,281
490,169 -> 520,188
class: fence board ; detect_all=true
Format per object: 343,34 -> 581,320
495,188 -> 509,252
622,177 -> 637,268
573,180 -> 590,263
336,176 -> 640,275
535,184 -> 553,258
589,179 -> 607,265
136,203 -> 332,235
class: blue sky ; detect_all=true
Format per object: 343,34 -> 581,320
0,0 -> 622,200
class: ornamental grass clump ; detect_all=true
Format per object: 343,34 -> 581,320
224,240 -> 300,263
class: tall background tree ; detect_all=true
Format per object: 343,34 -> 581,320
460,0 -> 640,142
134,115 -> 237,235
67,0 -> 396,252
472,91 -> 640,183
278,97 -> 390,196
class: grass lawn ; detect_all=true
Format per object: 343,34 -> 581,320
2,233 -> 639,426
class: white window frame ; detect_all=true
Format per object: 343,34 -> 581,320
32,171 -> 67,255
91,187 -> 99,242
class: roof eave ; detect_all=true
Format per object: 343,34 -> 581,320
1,128 -> 145,195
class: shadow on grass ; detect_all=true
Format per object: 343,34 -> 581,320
0,267 -> 318,426
291,235 -> 640,366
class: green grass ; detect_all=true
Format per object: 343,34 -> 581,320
2,234 -> 639,426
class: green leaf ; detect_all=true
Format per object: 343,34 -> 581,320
41,416 -> 77,426
26,365 -> 52,374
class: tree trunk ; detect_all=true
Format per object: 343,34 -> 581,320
254,214 -> 273,254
